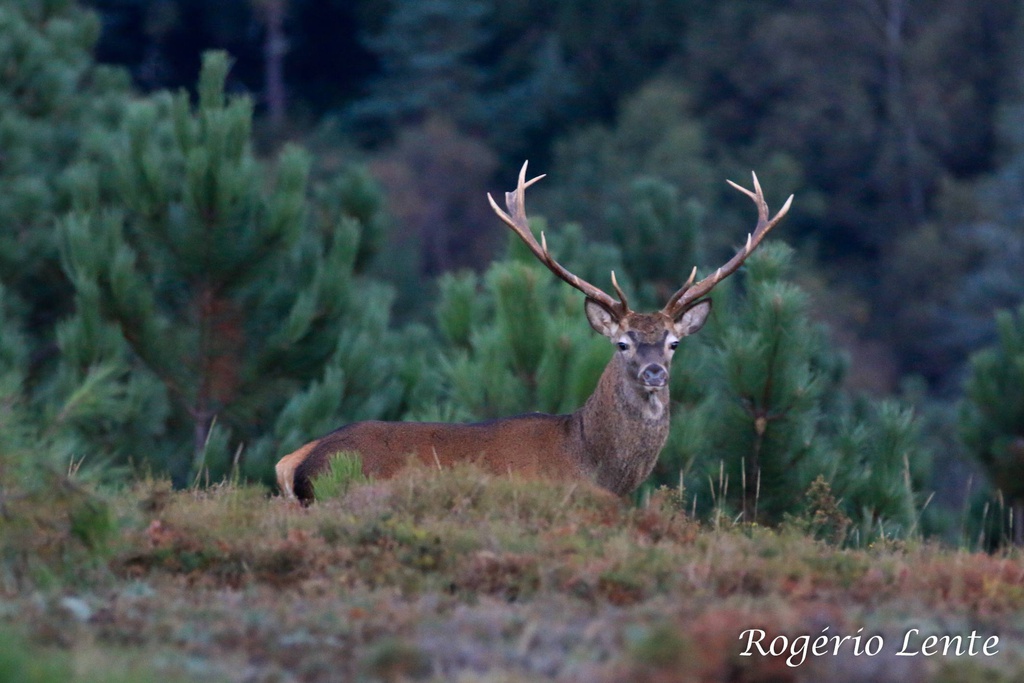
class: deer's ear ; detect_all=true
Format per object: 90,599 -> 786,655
585,298 -> 620,337
673,299 -> 711,337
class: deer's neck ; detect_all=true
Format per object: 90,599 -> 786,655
572,356 -> 671,495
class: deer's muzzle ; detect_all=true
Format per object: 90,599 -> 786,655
639,363 -> 668,388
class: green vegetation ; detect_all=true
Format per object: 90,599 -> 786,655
311,451 -> 369,500
55,51 -> 419,484
0,0 -> 130,331
428,229 -> 617,421
961,305 -> 1024,543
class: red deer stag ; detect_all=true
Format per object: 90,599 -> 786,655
277,162 -> 792,502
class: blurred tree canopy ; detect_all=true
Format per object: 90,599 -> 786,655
0,0 -> 132,338
76,0 -> 1024,391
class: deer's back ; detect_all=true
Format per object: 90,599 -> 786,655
289,413 -> 581,501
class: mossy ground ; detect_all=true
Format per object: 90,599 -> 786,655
2,464 -> 1024,682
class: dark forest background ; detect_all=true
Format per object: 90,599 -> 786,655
83,0 -> 1023,393
3,0 -> 1024,541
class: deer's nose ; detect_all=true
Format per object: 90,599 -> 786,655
639,364 -> 668,387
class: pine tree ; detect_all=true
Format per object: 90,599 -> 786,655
0,285 -> 30,464
346,0 -> 577,156
1,285 -> 118,591
662,243 -> 928,535
680,243 -> 838,522
544,79 -> 801,249
830,398 -> 928,542
915,21 -> 1024,383
58,51 -> 412,483
960,305 -> 1024,544
0,1 -> 177,484
606,177 -> 702,309
41,253 -> 173,472
880,11 -> 1024,387
0,0 -> 130,333
431,223 -> 623,421
346,0 -> 490,137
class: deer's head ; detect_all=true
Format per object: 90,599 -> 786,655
488,162 -> 792,395
583,299 -> 710,393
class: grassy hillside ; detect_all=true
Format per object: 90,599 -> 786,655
2,465 -> 1023,682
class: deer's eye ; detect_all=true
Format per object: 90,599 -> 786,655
617,341 -> 630,351
669,341 -> 679,351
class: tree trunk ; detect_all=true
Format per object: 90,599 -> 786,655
263,0 -> 288,129
879,0 -> 926,224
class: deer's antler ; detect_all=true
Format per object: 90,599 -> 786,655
662,172 -> 793,318
488,161 -> 631,317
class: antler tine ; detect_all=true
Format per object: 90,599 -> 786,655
488,161 -> 630,316
683,266 -> 697,290
610,271 -> 630,312
663,172 -> 793,316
